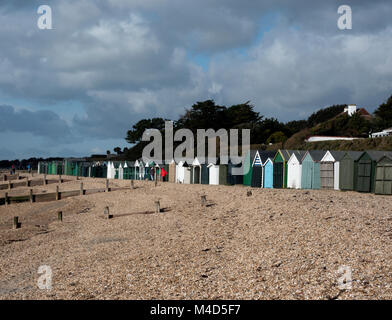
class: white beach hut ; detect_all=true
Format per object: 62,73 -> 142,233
176,161 -> 184,183
176,161 -> 191,184
208,162 -> 220,185
107,162 -> 116,179
118,163 -> 123,180
320,150 -> 345,190
287,151 -> 306,189
135,159 -> 145,180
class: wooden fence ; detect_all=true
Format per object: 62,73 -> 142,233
0,180 -> 129,206
0,177 -> 70,191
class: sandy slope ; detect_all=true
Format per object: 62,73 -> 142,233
1,177 -> 392,300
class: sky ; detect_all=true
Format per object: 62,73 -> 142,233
1,0 -> 392,160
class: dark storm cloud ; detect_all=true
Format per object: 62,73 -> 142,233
0,0 -> 391,153
0,105 -> 72,140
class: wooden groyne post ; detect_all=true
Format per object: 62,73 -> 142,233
104,206 -> 113,219
201,195 -> 207,207
155,200 -> 161,213
13,216 -> 20,229
29,189 -> 34,203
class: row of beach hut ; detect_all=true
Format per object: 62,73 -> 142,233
244,149 -> 392,195
38,149 -> 392,195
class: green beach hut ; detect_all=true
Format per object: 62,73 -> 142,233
339,151 -> 363,191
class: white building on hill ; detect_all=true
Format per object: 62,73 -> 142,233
370,128 -> 392,138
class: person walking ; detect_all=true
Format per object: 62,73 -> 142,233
150,167 -> 155,181
160,167 -> 167,182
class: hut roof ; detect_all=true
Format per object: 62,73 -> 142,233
275,149 -> 295,161
291,150 -> 307,164
259,150 -> 277,164
304,150 -> 326,162
345,151 -> 363,161
365,150 -> 392,162
328,150 -> 346,161
182,161 -> 190,167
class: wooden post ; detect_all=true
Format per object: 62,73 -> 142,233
104,206 -> 113,219
154,179 -> 157,187
130,180 -> 134,189
56,186 -> 60,200
29,189 -> 33,203
57,211 -> 63,222
8,181 -> 11,190
105,179 -> 109,192
155,200 -> 161,213
201,195 -> 207,207
59,175 -> 62,184
13,216 -> 20,229
5,192 -> 9,206
43,174 -> 47,185
80,182 -> 84,196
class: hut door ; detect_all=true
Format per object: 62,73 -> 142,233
357,160 -> 371,192
320,162 -> 334,189
251,166 -> 262,188
273,163 -> 283,188
201,165 -> 209,184
340,158 -> 353,190
376,163 -> 392,195
194,166 -> 200,184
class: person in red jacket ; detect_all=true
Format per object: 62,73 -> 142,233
160,167 -> 167,181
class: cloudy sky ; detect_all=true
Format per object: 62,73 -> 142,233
1,0 -> 392,160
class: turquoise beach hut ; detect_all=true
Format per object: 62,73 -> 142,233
301,150 -> 326,189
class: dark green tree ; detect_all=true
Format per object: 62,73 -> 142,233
374,95 -> 392,130
176,100 -> 226,131
307,104 -> 346,127
125,118 -> 166,144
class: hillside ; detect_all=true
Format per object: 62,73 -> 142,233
284,135 -> 392,151
280,110 -> 379,151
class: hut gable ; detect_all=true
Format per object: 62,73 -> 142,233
252,151 -> 263,166
192,157 -> 202,166
345,151 -> 363,161
303,150 -> 326,163
288,151 -> 305,165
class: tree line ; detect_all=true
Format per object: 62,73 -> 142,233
2,94 -> 392,167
